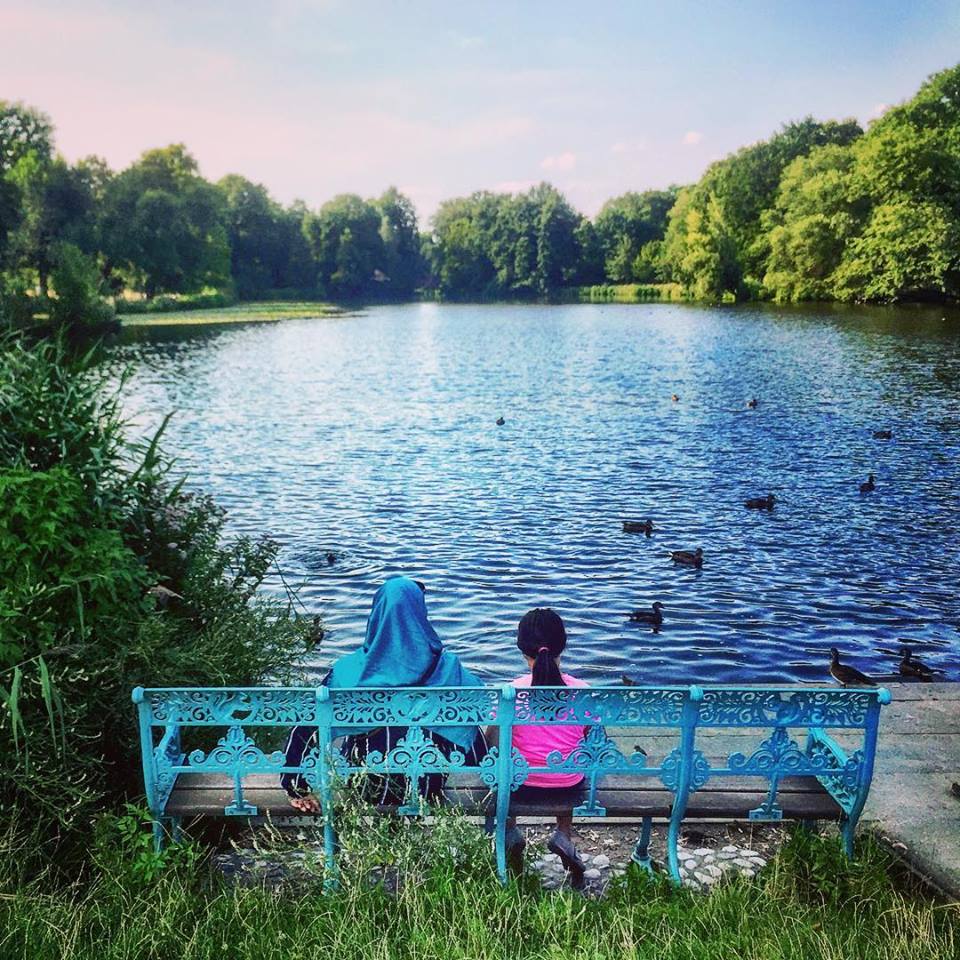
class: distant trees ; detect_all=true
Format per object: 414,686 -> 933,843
3,61 -> 960,317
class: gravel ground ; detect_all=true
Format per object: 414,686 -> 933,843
213,820 -> 788,896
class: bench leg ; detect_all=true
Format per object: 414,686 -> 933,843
322,816 -> 339,892
666,809 -> 684,884
840,817 -> 856,859
630,817 -> 654,873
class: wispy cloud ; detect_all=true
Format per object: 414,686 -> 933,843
540,151 -> 576,172
682,130 -> 703,146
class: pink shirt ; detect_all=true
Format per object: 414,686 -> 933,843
511,673 -> 589,788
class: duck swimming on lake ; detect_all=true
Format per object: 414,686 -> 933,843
745,494 -> 776,510
629,602 -> 664,626
496,416 -> 505,426
899,649 -> 942,681
829,647 -> 876,687
670,547 -> 703,568
672,394 -> 680,402
873,429 -> 893,440
747,398 -> 758,409
859,474 -> 876,494
623,519 -> 654,536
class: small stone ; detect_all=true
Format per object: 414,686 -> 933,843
705,864 -> 722,878
702,853 -> 715,864
543,853 -> 561,863
733,857 -> 754,869
741,868 -> 756,879
611,868 -> 625,878
584,868 -> 602,880
740,849 -> 759,858
693,847 -> 711,857
749,857 -> 766,868
685,859 -> 697,870
718,850 -> 738,860
721,845 -> 738,854
694,871 -> 717,886
679,867 -> 688,878
592,854 -> 610,869
541,878 -> 561,890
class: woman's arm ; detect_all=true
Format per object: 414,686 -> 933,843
280,725 -> 321,813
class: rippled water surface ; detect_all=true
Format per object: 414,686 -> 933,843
118,303 -> 960,684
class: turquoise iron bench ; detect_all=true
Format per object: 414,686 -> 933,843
132,683 -> 891,885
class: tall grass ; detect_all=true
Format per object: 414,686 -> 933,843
1,813 -> 956,960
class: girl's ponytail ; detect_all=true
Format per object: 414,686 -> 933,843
517,608 -> 567,687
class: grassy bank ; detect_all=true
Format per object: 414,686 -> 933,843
564,283 -> 686,304
119,300 -> 343,327
1,818 -> 956,960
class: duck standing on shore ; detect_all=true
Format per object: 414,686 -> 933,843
829,647 -> 876,687
745,494 -> 776,510
670,548 -> 703,568
623,519 -> 654,536
629,602 -> 664,626
859,474 -> 876,494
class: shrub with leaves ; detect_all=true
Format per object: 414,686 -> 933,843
0,334 -> 314,842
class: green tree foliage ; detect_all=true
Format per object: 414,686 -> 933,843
100,145 -> 230,297
594,188 -> 678,282
0,337 -> 312,832
218,174 -> 316,298
304,193 -> 386,298
664,118 -> 863,299
428,184 -> 588,299
376,186 -> 422,297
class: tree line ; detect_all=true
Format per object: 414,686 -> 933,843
1,61 -> 958,323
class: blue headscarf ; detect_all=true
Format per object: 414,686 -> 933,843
328,576 -> 481,750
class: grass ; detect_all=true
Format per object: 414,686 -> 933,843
1,814 -> 957,960
119,301 -> 343,327
564,283 -> 686,304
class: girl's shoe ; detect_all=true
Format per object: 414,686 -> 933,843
548,830 -> 586,888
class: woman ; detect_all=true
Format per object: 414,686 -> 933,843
282,576 -> 486,811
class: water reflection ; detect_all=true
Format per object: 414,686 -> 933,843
116,302 -> 960,684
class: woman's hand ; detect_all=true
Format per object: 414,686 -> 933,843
289,794 -> 321,814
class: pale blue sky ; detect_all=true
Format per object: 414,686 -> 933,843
1,1 -> 958,222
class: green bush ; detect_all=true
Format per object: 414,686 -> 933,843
49,244 -> 116,330
114,291 -> 235,315
0,335 -> 314,839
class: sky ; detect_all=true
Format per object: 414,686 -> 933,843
2,0 -> 959,224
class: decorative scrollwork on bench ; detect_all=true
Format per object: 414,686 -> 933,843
513,687 -> 687,725
361,726 -> 467,774
660,748 -> 711,792
149,689 -> 317,725
185,725 -> 286,772
478,747 -> 530,791
330,687 -> 499,727
699,688 -> 875,728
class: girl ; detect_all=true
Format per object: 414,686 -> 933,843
494,607 -> 589,887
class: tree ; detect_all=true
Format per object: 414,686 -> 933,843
100,145 -> 229,296
303,194 -> 384,298
0,102 -> 53,174
663,118 -> 862,297
375,187 -> 421,297
595,189 -> 678,282
762,144 -> 866,301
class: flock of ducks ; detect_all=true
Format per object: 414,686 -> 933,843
618,394 -> 943,687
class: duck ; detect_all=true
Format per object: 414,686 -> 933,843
829,647 -> 876,687
859,474 -> 876,494
621,674 -> 637,686
623,519 -> 654,536
306,615 -> 324,650
496,416 -> 505,426
325,551 -> 337,566
629,602 -> 664,625
745,494 -> 776,510
671,394 -> 680,402
670,547 -> 703,568
899,649 -> 943,681
747,398 -> 758,409
873,429 -> 893,440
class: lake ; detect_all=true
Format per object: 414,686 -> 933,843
117,302 -> 960,685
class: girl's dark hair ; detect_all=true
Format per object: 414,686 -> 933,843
517,608 -> 567,686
